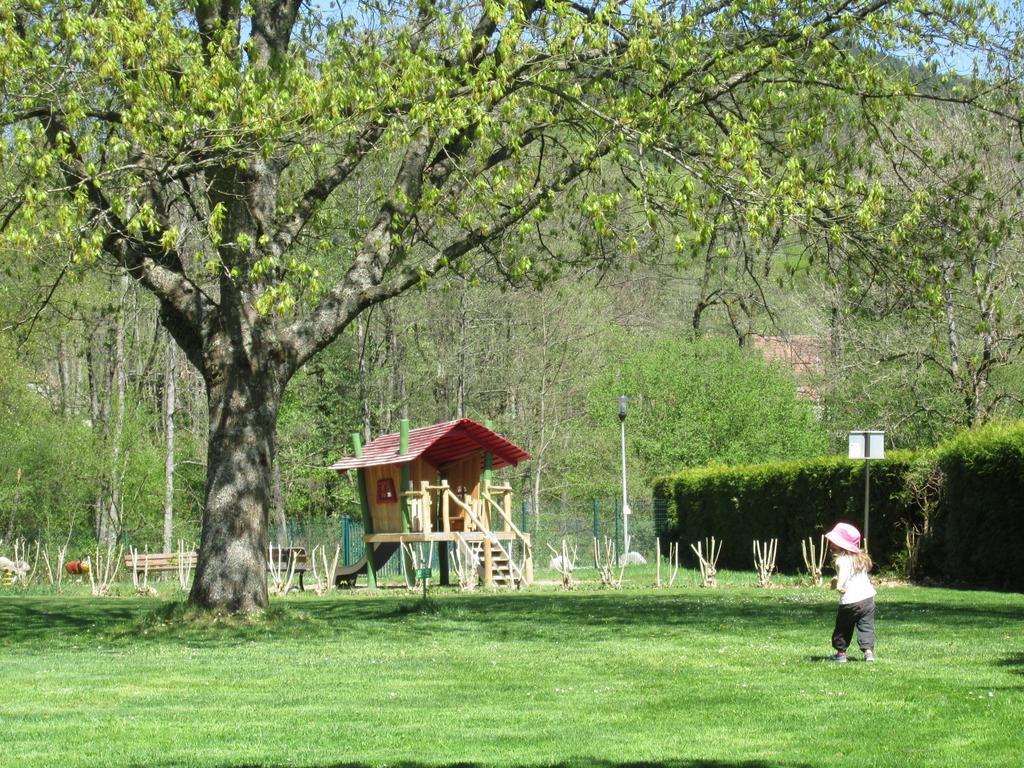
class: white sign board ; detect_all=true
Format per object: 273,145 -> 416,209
848,431 -> 885,460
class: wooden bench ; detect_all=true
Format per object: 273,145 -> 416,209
123,551 -> 197,575
123,547 -> 309,591
268,546 -> 308,591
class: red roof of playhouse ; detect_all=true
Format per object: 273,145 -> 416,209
330,419 -> 531,473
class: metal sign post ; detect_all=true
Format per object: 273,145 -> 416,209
415,541 -> 430,601
848,430 -> 885,552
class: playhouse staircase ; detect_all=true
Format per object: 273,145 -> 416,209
468,541 -> 520,588
435,484 -> 531,588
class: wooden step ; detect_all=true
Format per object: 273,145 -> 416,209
467,539 -> 521,588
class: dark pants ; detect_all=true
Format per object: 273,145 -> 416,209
832,597 -> 876,653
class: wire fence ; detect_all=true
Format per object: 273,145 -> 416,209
527,497 -> 670,566
270,515 -> 407,578
4,497 -> 671,583
270,497 -> 671,578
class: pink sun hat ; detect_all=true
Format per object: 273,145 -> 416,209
824,522 -> 862,553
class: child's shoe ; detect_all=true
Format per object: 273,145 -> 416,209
863,650 -> 875,662
827,652 -> 848,663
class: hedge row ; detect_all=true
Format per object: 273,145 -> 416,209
923,424 -> 1024,591
652,421 -> 1024,591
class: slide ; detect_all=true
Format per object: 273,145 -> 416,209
334,541 -> 401,588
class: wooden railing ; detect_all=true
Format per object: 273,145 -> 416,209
482,485 -> 534,584
403,481 -> 434,534
399,479 -> 532,586
450,489 -> 525,587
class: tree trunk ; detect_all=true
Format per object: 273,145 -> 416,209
827,242 -> 843,366
106,278 -> 129,546
57,336 -> 69,415
85,338 -> 109,542
356,316 -> 372,443
271,455 -> 288,546
969,251 -> 997,426
456,292 -> 467,419
939,261 -> 971,425
163,336 -> 177,552
385,304 -> 408,422
188,369 -> 281,613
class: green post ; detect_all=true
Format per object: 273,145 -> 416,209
341,515 -> 351,567
864,458 -> 871,554
352,432 -> 376,589
438,541 -> 449,587
482,419 -> 494,489
399,419 -> 414,587
399,418 -> 410,454
400,419 -> 412,531
438,471 -> 450,587
483,451 -> 493,491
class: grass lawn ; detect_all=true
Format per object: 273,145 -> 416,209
1,570 -> 1022,768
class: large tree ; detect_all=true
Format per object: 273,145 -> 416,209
0,0 -> 988,611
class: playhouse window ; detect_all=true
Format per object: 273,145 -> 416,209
376,477 -> 397,503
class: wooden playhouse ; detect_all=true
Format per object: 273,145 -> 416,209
331,418 -> 534,588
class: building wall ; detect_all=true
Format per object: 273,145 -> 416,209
442,451 -> 482,499
367,459 -> 444,533
365,452 -> 485,533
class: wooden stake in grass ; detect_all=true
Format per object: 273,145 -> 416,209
309,544 -> 341,595
655,540 -> 682,588
89,543 -> 123,596
26,540 -> 41,586
42,541 -> 70,591
177,539 -> 195,591
667,542 -> 681,587
656,537 -> 662,587
11,538 -> 40,586
593,537 -> 625,588
130,547 -> 157,596
690,538 -> 722,588
268,543 -> 297,595
801,536 -> 827,586
753,538 -> 778,588
546,540 -> 577,590
449,535 -> 480,591
401,541 -> 434,591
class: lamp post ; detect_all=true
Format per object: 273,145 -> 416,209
618,395 -> 630,557
848,430 -> 885,552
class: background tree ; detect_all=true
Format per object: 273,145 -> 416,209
0,0 -> 991,610
570,335 -> 828,498
818,102 -> 1024,446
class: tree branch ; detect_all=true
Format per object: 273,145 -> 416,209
270,124 -> 386,258
250,0 -> 302,70
34,110 -> 213,361
282,135 -> 614,368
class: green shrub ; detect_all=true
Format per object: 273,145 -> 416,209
654,453 -> 915,573
566,334 -> 828,499
654,421 -> 1024,589
928,422 -> 1024,591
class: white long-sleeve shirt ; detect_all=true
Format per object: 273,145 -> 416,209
835,554 -> 877,605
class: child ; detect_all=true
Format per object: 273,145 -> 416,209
824,522 -> 876,663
